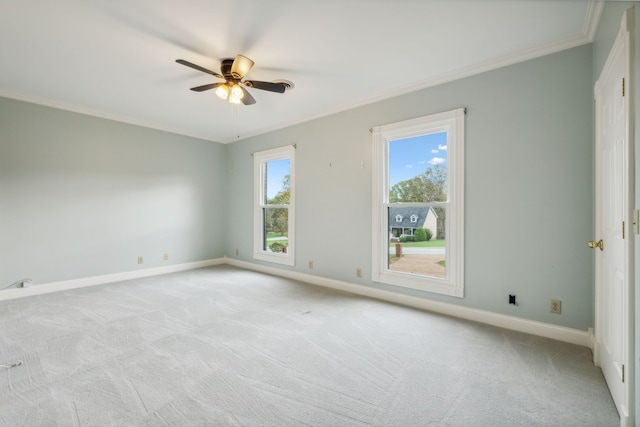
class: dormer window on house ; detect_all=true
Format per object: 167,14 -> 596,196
395,215 -> 403,222
410,214 -> 418,223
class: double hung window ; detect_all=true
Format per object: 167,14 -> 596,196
372,108 -> 464,296
253,146 -> 295,266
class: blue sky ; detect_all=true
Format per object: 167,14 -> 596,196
264,132 -> 446,198
266,159 -> 290,200
389,131 -> 447,186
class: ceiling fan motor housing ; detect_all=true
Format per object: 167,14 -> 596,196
220,59 -> 234,78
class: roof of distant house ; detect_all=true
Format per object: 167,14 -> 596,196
388,206 -> 436,229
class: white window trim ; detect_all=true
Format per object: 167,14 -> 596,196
371,108 -> 464,297
410,214 -> 418,223
253,145 -> 295,266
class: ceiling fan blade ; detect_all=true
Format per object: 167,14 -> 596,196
190,82 -> 224,92
176,59 -> 223,78
243,80 -> 287,93
240,86 -> 256,105
230,54 -> 254,79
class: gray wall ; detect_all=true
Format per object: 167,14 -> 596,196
0,34 -> 598,333
0,97 -> 227,285
226,44 -> 594,331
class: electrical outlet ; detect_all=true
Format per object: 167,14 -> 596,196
163,253 -> 169,261
550,299 -> 562,314
356,268 -> 362,278
137,256 -> 144,264
308,260 -> 314,269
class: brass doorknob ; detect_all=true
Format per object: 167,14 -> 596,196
587,240 -> 604,251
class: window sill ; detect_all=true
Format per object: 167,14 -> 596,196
254,252 -> 295,267
375,271 -> 463,297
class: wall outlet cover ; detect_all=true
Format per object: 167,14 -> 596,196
550,299 -> 562,314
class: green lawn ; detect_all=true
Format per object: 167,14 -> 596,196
390,239 -> 446,248
267,232 -> 288,239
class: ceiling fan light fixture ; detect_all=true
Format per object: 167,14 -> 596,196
230,84 -> 244,99
230,54 -> 254,79
228,94 -> 243,104
215,84 -> 229,100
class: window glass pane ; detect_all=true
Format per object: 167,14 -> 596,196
388,206 -> 446,279
262,207 -> 289,253
389,132 -> 447,203
265,159 -> 290,204
254,145 -> 295,266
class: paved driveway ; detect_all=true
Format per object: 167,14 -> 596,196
389,254 -> 446,277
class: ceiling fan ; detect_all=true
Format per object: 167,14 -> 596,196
176,54 -> 293,105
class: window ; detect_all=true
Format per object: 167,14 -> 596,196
253,145 -> 295,266
372,108 -> 464,297
395,214 -> 403,222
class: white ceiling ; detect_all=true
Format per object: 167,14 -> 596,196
0,0 -> 601,143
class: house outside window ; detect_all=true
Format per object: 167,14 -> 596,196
372,108 -> 464,297
253,146 -> 295,266
390,207 -> 438,238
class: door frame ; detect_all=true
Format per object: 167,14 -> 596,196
593,9 -> 634,426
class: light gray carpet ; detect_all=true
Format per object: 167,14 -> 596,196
0,265 -> 618,426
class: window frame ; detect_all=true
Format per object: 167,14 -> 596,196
371,108 -> 464,297
253,145 -> 295,266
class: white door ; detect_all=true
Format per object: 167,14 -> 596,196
593,12 -> 631,424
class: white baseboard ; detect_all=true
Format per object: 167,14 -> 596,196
0,258 -> 225,302
225,258 -> 593,349
0,256 -> 592,349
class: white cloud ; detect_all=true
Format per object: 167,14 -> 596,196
417,160 -> 426,164
429,157 -> 445,165
405,164 -> 413,169
431,149 -> 439,154
438,144 -> 447,151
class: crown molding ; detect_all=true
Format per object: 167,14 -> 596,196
237,31 -> 594,144
0,89 -> 222,144
4,1 -> 602,146
583,0 -> 605,41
